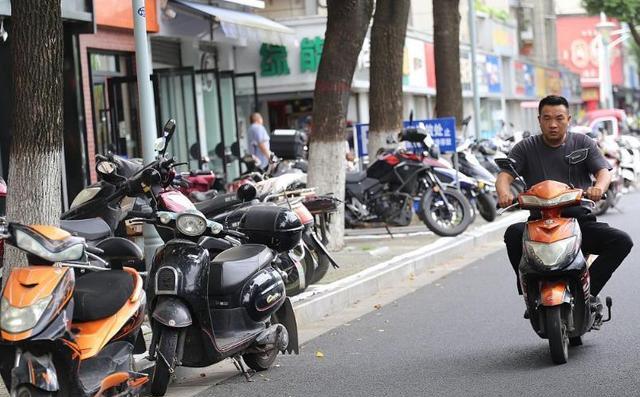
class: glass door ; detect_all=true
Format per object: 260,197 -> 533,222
155,68 -> 201,170
233,72 -> 258,170
218,71 -> 241,180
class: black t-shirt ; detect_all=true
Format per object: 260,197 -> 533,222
506,132 -> 611,190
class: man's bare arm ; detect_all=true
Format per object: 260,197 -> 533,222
586,168 -> 611,201
496,171 -> 515,208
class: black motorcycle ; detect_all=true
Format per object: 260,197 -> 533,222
345,126 -> 472,236
141,205 -> 300,396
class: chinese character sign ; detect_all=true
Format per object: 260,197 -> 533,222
300,37 -> 324,73
404,118 -> 456,153
355,117 -> 457,157
260,44 -> 290,77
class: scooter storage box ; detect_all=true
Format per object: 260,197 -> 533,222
238,204 -> 303,252
270,130 -> 306,160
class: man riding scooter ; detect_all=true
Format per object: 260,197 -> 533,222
497,95 -> 633,321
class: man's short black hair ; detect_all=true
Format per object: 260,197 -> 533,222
538,95 -> 569,115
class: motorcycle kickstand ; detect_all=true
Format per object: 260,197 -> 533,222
232,355 -> 255,382
384,224 -> 394,239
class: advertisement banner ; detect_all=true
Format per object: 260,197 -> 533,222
556,15 -> 624,85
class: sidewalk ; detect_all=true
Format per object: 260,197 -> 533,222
0,212 -> 524,397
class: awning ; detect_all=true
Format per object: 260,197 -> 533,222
171,0 -> 294,44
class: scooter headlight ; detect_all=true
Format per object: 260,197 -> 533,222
1,295 -> 52,334
524,236 -> 579,268
176,212 -> 207,236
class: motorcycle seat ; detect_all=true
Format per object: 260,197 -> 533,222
209,244 -> 274,295
60,218 -> 111,241
73,270 -> 135,322
195,193 -> 242,218
346,171 -> 367,183
190,190 -> 218,203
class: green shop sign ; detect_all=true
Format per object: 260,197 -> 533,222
259,36 -> 325,77
260,44 -> 290,77
300,36 -> 324,73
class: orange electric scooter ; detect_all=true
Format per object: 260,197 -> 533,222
0,218 -> 148,396
497,156 -> 612,365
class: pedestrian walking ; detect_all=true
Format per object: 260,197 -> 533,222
247,112 -> 271,170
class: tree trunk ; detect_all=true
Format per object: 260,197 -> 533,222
368,0 -> 410,158
628,21 -> 640,48
308,0 -> 373,250
433,0 -> 463,125
4,0 -> 63,277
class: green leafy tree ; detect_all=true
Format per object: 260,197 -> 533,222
583,0 -> 640,46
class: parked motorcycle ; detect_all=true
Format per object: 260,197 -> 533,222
139,206 -> 300,396
496,155 -> 612,364
0,218 -> 148,396
346,125 -> 472,236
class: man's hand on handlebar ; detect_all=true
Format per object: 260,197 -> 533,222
585,186 -> 603,202
498,191 -> 515,208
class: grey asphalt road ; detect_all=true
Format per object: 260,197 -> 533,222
196,197 -> 640,397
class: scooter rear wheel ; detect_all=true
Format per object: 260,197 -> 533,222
242,348 -> 279,372
546,306 -> 569,364
151,327 -> 179,396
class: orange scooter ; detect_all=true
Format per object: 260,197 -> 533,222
0,218 -> 148,396
497,156 -> 612,365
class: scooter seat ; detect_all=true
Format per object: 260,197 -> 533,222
195,192 -> 242,218
346,171 -> 367,183
209,244 -> 274,295
73,270 -> 134,322
190,190 -> 218,203
60,218 -> 111,241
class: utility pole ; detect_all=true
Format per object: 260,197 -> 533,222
468,0 -> 482,139
132,0 -> 162,268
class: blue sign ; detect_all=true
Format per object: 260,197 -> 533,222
354,117 -> 457,157
404,117 -> 457,153
355,123 -> 370,157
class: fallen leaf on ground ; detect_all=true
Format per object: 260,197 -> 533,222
315,351 -> 325,358
374,304 -> 382,310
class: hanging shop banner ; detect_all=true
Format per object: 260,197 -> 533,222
545,69 -> 562,96
484,55 -> 502,94
535,67 -> 547,98
404,38 -> 428,90
425,42 -> 436,90
475,53 -> 489,95
514,62 -> 535,97
460,51 -> 472,93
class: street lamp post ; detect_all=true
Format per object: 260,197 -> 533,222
596,12 -> 616,109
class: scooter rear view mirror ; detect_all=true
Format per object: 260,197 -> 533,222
494,157 -> 516,170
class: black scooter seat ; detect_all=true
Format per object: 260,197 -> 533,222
209,244 -> 274,295
346,171 -> 367,183
190,190 -> 218,203
73,270 -> 134,322
60,218 -> 111,241
195,192 -> 242,217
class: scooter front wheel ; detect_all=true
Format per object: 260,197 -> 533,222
151,327 -> 179,396
546,306 -> 569,364
14,385 -> 55,397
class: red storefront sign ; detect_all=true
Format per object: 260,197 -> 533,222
556,15 -> 623,86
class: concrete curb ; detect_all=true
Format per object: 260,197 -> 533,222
291,211 -> 528,327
